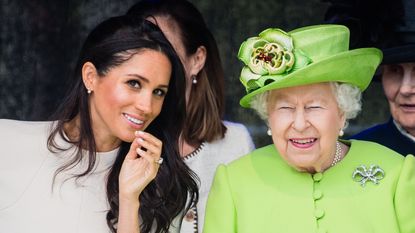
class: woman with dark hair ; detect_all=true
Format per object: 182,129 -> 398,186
126,0 -> 255,232
0,15 -> 198,233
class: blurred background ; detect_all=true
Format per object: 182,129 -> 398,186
0,0 -> 389,147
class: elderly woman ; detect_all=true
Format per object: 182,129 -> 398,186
203,25 -> 415,233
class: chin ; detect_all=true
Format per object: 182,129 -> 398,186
117,131 -> 135,143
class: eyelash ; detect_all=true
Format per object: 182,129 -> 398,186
127,80 -> 167,97
153,89 -> 167,97
307,106 -> 321,109
278,106 -> 321,110
127,80 -> 141,89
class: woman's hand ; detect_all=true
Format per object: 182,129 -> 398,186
117,131 -> 163,233
119,130 -> 163,202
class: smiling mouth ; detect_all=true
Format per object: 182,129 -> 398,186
399,104 -> 415,112
290,138 -> 317,144
123,113 -> 144,125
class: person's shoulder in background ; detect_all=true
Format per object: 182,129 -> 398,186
349,118 -> 414,156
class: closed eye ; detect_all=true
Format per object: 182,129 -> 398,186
278,106 -> 294,110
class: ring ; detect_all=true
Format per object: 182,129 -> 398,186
155,157 -> 163,165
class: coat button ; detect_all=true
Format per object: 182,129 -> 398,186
315,209 -> 325,219
313,172 -> 323,181
313,189 -> 323,200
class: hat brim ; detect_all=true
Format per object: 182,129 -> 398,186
240,48 -> 382,108
382,44 -> 415,64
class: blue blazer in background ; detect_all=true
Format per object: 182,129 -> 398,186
350,118 -> 414,156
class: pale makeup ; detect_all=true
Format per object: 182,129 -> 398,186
267,82 -> 346,173
87,49 -> 171,150
382,62 -> 415,136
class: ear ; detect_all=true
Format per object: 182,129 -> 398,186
339,111 -> 347,131
189,45 -> 207,76
82,62 -> 99,91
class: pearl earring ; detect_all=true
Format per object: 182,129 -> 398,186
267,128 -> 272,136
87,89 -> 92,94
191,75 -> 197,84
339,129 -> 344,137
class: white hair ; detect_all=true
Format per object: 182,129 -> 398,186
249,82 -> 362,129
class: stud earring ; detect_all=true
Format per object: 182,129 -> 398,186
87,89 -> 92,94
267,128 -> 272,136
191,75 -> 197,84
339,129 -> 344,137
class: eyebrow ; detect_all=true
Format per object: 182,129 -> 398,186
126,74 -> 169,89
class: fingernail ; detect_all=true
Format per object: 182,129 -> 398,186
135,131 -> 140,136
136,138 -> 143,143
136,148 -> 141,154
138,130 -> 144,135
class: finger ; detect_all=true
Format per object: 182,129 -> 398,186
135,146 -> 160,164
125,136 -> 140,160
136,137 -> 161,158
135,131 -> 162,156
136,131 -> 162,149
136,148 -> 160,174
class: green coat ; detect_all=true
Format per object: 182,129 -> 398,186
203,140 -> 415,233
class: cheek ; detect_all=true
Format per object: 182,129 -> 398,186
268,112 -> 291,149
268,111 -> 290,133
382,77 -> 400,100
97,83 -> 130,110
319,113 -> 343,139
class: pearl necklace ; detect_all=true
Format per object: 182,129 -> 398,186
330,141 -> 342,167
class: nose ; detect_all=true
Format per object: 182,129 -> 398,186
135,91 -> 153,115
292,109 -> 309,131
399,70 -> 415,96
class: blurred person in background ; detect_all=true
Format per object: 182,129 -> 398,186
325,0 -> 415,155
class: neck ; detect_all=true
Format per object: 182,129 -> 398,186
179,136 -> 201,158
304,141 -> 348,173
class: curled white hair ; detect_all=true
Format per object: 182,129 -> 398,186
249,82 -> 362,129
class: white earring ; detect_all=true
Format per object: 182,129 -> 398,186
267,128 -> 272,136
339,129 -> 344,137
191,75 -> 197,84
87,89 -> 92,94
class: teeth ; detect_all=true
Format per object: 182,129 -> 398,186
291,139 -> 315,144
125,114 -> 143,124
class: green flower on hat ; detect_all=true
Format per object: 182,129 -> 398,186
238,28 -> 312,93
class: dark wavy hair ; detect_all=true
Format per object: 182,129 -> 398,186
127,0 -> 226,146
47,15 -> 198,233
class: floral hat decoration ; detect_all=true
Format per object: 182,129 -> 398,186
238,24 -> 383,108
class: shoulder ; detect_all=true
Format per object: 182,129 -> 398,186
349,139 -> 403,161
0,120 -> 56,208
223,120 -> 252,138
221,121 -> 254,146
225,145 -> 278,173
349,123 -> 389,140
204,121 -> 255,158
213,145 -> 288,190
0,119 -> 53,136
347,140 -> 405,176
0,119 -> 54,153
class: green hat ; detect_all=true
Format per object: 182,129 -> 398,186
238,24 -> 383,108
